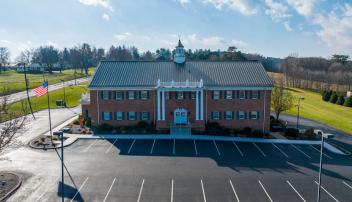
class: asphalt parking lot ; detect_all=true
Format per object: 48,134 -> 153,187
34,138 -> 352,202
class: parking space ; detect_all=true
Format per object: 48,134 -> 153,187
42,138 -> 352,202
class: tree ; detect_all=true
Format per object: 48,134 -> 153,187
0,89 -> 27,153
223,46 -> 245,61
322,90 -> 332,101
140,51 -> 154,61
329,92 -> 338,103
78,43 -> 93,75
271,82 -> 294,121
336,95 -> 345,105
331,54 -> 349,65
0,47 -> 10,74
35,46 -> 59,73
344,96 -> 352,107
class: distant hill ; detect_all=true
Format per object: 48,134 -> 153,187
261,57 -> 283,72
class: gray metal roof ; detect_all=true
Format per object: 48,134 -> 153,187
88,61 -> 273,88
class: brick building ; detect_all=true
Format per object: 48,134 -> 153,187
82,40 -> 273,133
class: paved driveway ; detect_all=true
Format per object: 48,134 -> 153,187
4,138 -> 352,202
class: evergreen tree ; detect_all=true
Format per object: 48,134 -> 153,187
322,90 -> 332,101
344,96 -> 352,107
329,92 -> 338,103
336,95 -> 345,105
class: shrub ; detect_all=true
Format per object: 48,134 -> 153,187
302,128 -> 316,139
336,95 -> 345,105
241,127 -> 252,135
322,90 -> 332,101
251,130 -> 264,138
73,119 -> 80,125
329,92 -> 338,103
85,117 -> 91,127
344,96 -> 352,107
285,128 -> 299,138
96,123 -> 113,132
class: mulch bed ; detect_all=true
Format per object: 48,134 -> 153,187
0,172 -> 21,201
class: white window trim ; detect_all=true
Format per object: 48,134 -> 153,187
141,91 -> 148,100
177,92 -> 184,100
115,112 -> 123,120
226,91 -> 233,100
141,112 -> 150,121
128,112 -> 136,120
128,91 -> 135,100
102,91 -> 109,100
251,91 -> 258,99
212,111 -> 220,120
103,112 -> 111,121
238,111 -> 245,120
239,91 -> 245,100
116,91 -> 123,100
213,91 -> 220,100
251,111 -> 258,120
225,111 -> 233,120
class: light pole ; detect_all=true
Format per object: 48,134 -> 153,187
54,131 -> 64,202
61,80 -> 66,107
296,97 -> 305,130
317,133 -> 333,202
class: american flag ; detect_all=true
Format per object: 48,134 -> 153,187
33,81 -> 48,97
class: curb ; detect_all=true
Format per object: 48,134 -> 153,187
28,137 -> 78,150
0,172 -> 22,202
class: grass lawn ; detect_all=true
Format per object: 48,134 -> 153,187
3,82 -> 89,122
0,68 -> 94,96
284,87 -> 352,134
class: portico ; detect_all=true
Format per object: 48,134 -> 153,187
156,79 -> 204,125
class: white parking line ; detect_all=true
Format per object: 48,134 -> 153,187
258,180 -> 273,202
315,181 -> 340,202
201,179 -> 207,202
103,178 -> 116,202
71,177 -> 89,202
342,181 -> 352,190
253,143 -> 266,157
229,180 -> 240,202
286,180 -> 306,202
272,143 -> 289,158
171,179 -> 174,202
137,179 -> 145,202
105,138 -> 118,154
232,141 -> 244,157
83,140 -> 97,152
309,145 -> 332,159
213,140 -> 221,156
127,139 -> 136,154
173,139 -> 176,155
291,144 -> 311,159
150,139 -> 156,154
193,140 -> 198,156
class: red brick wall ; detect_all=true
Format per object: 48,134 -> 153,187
83,89 -> 271,132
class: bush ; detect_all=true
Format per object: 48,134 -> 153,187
96,123 -> 113,132
251,130 -> 264,138
322,90 -> 332,101
285,128 -> 299,138
336,95 -> 345,105
302,128 -> 316,139
344,96 -> 352,107
329,92 -> 338,103
241,127 -> 252,135
73,119 -> 80,125
205,122 -> 228,135
85,117 -> 91,127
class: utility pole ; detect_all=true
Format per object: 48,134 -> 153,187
23,63 -> 35,119
317,134 -> 324,202
61,80 -> 66,107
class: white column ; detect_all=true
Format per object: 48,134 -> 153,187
162,91 -> 165,120
157,90 -> 160,121
196,90 -> 199,120
200,90 -> 204,120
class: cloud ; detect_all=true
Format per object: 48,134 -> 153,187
176,0 -> 191,6
0,40 -> 34,61
264,0 -> 291,22
114,32 -> 131,41
283,21 -> 293,31
287,0 -> 315,17
102,13 -> 110,21
183,34 -> 226,46
231,39 -> 248,48
78,0 -> 113,11
312,4 -> 352,52
200,0 -> 258,16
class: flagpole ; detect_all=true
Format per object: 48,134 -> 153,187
43,76 -> 53,143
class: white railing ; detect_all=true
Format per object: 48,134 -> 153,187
157,79 -> 203,88
80,93 -> 90,105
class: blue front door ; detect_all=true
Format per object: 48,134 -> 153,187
174,109 -> 187,125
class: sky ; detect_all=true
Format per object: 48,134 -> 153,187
0,0 -> 351,60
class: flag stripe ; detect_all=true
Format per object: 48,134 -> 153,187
33,83 -> 48,97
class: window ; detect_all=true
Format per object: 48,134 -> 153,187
102,112 -> 112,121
128,112 -> 137,120
239,91 -> 245,99
141,91 -> 149,100
176,92 -> 184,100
115,112 -> 123,120
140,112 -> 150,121
213,91 -> 220,100
250,111 -> 259,120
211,111 -> 220,120
128,91 -> 136,100
116,91 -> 124,100
102,91 -> 109,100
238,111 -> 246,120
165,92 -> 171,100
251,91 -> 259,99
225,111 -> 233,120
191,91 -> 196,99
226,91 -> 233,99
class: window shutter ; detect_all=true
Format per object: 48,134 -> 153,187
223,111 -> 226,119
237,91 -> 240,99
101,112 -> 104,120
244,111 -> 247,119
257,111 -> 260,120
122,112 -> 125,120
245,91 -> 248,99
232,111 -> 234,120
232,91 -> 235,99
135,91 -> 138,100
257,91 -> 261,99
147,112 -> 150,120
147,91 -> 149,99
218,112 -> 221,120
135,112 -> 138,120
100,91 -> 103,99
212,91 -> 215,99
140,112 -> 142,120
236,111 -> 239,120
110,112 -> 113,120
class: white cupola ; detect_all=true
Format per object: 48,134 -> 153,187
173,39 -> 186,64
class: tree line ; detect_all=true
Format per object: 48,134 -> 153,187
0,44 -> 281,75
281,55 -> 352,92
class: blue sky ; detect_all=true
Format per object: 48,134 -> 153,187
0,0 -> 351,60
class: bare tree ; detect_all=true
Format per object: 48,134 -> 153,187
0,89 -> 28,153
0,47 -> 10,74
271,80 -> 294,121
